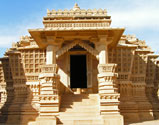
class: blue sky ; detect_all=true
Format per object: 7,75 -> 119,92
0,0 -> 159,57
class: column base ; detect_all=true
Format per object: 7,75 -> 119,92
121,112 -> 140,124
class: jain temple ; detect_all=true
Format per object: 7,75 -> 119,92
0,4 -> 159,125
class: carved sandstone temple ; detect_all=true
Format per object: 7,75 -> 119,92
0,4 -> 159,125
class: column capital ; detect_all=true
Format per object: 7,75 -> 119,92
89,37 -> 99,43
98,35 -> 113,45
98,63 -> 117,74
46,36 -> 64,47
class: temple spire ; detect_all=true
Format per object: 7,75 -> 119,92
73,3 -> 80,11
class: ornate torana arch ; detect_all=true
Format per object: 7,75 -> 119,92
56,40 -> 99,58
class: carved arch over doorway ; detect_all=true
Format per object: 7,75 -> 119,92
56,40 -> 99,58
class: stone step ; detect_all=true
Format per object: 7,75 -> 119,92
61,98 -> 99,104
61,98 -> 98,102
61,99 -> 98,103
62,93 -> 98,96
57,119 -> 103,125
57,115 -> 101,120
60,103 -> 99,108
61,94 -> 99,100
60,106 -> 99,112
64,95 -> 98,98
60,101 -> 98,106
59,112 -> 100,116
58,93 -> 101,125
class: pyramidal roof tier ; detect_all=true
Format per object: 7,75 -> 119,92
42,4 -> 113,29
29,4 -> 124,48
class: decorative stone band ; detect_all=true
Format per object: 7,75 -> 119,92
119,81 -> 146,86
44,22 -> 110,28
39,95 -> 58,103
47,9 -> 107,17
100,93 -> 121,115
41,64 -> 58,73
98,63 -> 117,74
39,73 -> 60,80
100,94 -> 120,100
98,74 -> 118,82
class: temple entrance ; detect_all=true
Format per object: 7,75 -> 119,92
70,55 -> 87,88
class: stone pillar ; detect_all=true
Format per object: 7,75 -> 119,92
46,45 -> 57,64
98,44 -> 108,64
37,44 -> 60,125
97,36 -> 123,125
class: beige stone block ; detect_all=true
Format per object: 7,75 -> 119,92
40,91 -> 54,95
100,105 -> 119,110
36,117 -> 56,125
102,115 -> 124,125
100,98 -> 119,103
99,89 -> 116,93
40,106 -> 59,112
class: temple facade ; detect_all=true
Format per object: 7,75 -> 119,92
0,4 -> 159,125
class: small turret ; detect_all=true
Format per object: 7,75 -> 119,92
73,3 -> 80,11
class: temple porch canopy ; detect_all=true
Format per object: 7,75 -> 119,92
29,28 -> 125,49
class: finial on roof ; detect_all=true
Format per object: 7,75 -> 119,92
73,3 -> 80,11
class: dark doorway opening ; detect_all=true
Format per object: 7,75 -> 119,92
70,55 -> 87,88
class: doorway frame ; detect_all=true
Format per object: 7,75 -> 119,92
66,51 -> 92,89
70,54 -> 87,88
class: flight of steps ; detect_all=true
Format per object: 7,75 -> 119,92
57,94 -> 103,125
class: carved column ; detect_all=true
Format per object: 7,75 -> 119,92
96,36 -> 123,125
46,45 -> 57,64
37,44 -> 60,124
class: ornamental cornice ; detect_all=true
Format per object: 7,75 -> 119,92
100,94 -> 120,99
46,8 -> 108,17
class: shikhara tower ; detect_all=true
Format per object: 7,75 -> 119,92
0,4 -> 159,125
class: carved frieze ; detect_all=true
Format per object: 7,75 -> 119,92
100,94 -> 120,99
44,22 -> 110,28
56,40 -> 99,58
98,63 -> 117,73
41,64 -> 58,73
40,95 -> 58,102
47,8 -> 107,17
